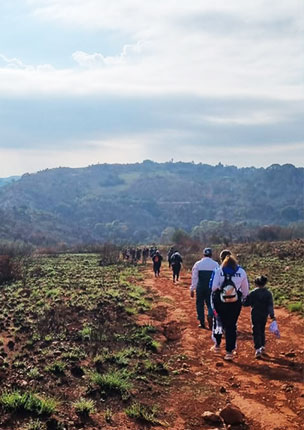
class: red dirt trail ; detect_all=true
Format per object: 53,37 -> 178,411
138,263 -> 304,430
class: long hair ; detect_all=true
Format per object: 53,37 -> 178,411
221,255 -> 238,271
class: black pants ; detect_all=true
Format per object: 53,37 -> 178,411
153,262 -> 161,276
213,300 -> 242,352
252,315 -> 267,350
196,285 -> 213,323
172,263 -> 181,281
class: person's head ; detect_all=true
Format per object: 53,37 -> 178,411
203,247 -> 212,257
220,249 -> 232,262
254,275 -> 268,287
221,254 -> 238,271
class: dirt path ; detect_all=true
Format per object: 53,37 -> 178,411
139,263 -> 304,430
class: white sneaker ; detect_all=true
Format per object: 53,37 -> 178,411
260,346 -> 266,354
210,345 -> 221,353
224,352 -> 234,361
255,348 -> 262,358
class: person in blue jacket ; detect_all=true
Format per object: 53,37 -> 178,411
210,249 -> 249,361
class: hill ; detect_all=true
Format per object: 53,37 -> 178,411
0,162 -> 303,245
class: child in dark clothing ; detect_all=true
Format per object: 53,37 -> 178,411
243,275 -> 276,358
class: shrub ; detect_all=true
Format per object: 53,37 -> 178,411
0,391 -> 57,415
73,398 -> 96,417
288,302 -> 303,313
91,370 -> 132,395
125,402 -> 162,425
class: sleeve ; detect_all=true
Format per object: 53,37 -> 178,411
239,271 -> 249,299
267,291 -> 275,318
190,262 -> 199,292
242,291 -> 252,307
211,268 -> 221,292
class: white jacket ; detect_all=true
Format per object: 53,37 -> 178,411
190,257 -> 219,292
210,266 -> 249,299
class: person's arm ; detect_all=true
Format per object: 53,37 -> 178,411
210,268 -> 221,292
239,271 -> 249,299
242,291 -> 252,307
268,291 -> 275,319
190,262 -> 199,295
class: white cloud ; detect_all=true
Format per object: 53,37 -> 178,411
72,41 -> 146,68
0,1 -> 300,101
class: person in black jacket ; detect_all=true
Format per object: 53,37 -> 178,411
170,251 -> 183,282
152,250 -> 163,277
243,275 -> 276,358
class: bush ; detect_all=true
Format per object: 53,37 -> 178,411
73,398 -> 96,417
288,302 -> 303,313
0,391 -> 57,415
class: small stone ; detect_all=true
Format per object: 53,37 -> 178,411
231,382 -> 241,388
7,341 -> 15,351
202,411 -> 223,424
220,404 -> 245,425
220,386 -> 227,393
285,351 -> 296,358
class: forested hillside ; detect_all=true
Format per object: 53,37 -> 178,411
0,162 -> 303,245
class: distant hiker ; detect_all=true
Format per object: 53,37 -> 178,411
170,251 -> 183,282
150,246 -> 157,258
142,247 -> 149,264
136,248 -> 142,262
130,248 -> 136,264
167,246 -> 174,268
210,250 -> 249,361
243,275 -> 276,358
152,250 -> 163,277
190,248 -> 219,329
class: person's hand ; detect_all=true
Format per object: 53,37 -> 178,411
190,290 -> 194,298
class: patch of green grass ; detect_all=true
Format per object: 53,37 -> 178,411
125,402 -> 165,425
24,419 -> 46,430
73,398 -> 96,416
28,368 -> 42,380
91,370 -> 132,395
0,391 -> 57,416
288,302 -> 303,313
45,361 -> 66,375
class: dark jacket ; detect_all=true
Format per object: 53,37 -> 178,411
243,287 -> 275,320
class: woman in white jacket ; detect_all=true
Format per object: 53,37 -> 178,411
210,250 -> 249,361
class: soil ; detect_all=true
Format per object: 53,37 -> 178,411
139,263 -> 304,430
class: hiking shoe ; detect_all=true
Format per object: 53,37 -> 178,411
255,348 -> 262,359
224,352 -> 234,361
260,346 -> 266,354
210,345 -> 221,353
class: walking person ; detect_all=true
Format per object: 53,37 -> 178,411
210,249 -> 249,361
190,248 -> 219,329
243,275 -> 276,358
167,246 -> 174,268
170,250 -> 183,283
152,250 -> 163,277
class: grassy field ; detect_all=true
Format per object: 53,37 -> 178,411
0,254 -> 169,429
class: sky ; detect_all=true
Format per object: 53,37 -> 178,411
0,0 -> 303,176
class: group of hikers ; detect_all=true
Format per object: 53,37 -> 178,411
150,246 -> 183,282
122,247 -> 150,264
150,246 -> 277,361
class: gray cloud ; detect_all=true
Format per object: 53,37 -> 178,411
0,94 -> 303,150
